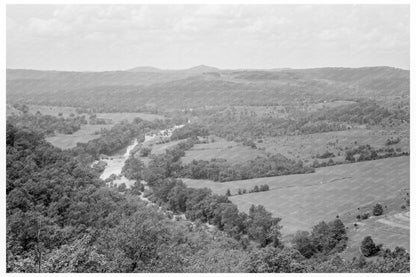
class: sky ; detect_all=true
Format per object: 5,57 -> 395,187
6,4 -> 410,71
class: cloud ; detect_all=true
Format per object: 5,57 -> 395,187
6,4 -> 410,70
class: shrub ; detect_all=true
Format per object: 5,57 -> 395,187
361,213 -> 370,220
139,147 -> 152,157
260,184 -> 270,191
372,204 -> 383,216
361,236 -> 381,257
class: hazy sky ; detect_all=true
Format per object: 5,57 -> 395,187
6,4 -> 410,71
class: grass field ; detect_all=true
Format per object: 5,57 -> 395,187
96,112 -> 165,122
183,156 -> 409,236
341,210 -> 409,259
28,105 -> 166,122
46,124 -> 106,149
181,136 -> 267,164
258,127 -> 409,163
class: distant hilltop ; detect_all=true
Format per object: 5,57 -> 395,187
127,64 -> 219,73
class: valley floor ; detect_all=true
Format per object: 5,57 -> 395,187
183,156 -> 410,253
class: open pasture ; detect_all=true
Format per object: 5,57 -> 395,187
96,112 -> 165,122
181,136 -> 267,164
341,211 -> 409,259
258,127 -> 409,163
183,156 -> 409,236
46,124 -> 106,149
28,105 -> 165,122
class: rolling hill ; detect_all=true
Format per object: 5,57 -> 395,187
6,66 -> 409,111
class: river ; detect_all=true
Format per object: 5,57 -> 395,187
97,124 -> 184,187
95,123 -> 216,230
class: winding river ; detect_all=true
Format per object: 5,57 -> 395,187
97,124 -> 184,187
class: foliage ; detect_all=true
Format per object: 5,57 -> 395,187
292,219 -> 347,258
361,236 -> 382,257
245,247 -> 305,273
170,123 -> 209,140
7,111 -> 86,136
139,147 -> 152,157
181,155 -> 314,182
372,203 -> 384,216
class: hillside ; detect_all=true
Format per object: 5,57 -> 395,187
6,66 -> 409,111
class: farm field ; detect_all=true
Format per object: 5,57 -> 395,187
257,127 -> 409,163
96,112 -> 165,122
341,211 -> 409,259
183,156 -> 409,237
46,124 -> 106,149
181,136 -> 267,164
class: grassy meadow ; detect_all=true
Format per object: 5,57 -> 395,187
258,127 -> 409,163
182,136 -> 267,164
183,156 -> 409,234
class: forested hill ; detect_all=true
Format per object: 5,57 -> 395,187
7,66 -> 409,111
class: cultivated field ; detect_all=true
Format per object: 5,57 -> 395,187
183,156 -> 409,236
182,136 -> 267,164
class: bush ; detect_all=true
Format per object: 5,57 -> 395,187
316,151 -> 335,159
386,137 -> 400,145
361,213 -> 370,220
361,236 -> 381,257
372,204 -> 383,216
260,184 -> 269,191
140,147 -> 152,157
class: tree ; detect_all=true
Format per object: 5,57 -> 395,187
139,147 -> 152,157
372,204 -> 383,216
292,231 -> 315,258
226,189 -> 231,197
122,156 -> 144,181
247,205 -> 282,247
361,236 -> 381,257
245,247 -> 305,273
